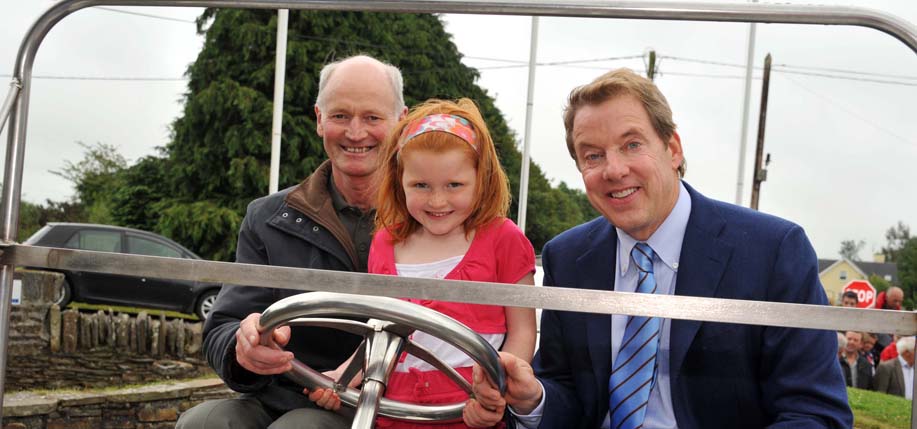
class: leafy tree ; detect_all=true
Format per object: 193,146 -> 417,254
839,239 -> 865,261
51,141 -> 127,225
897,238 -> 917,307
16,199 -> 84,240
881,221 -> 911,263
107,9 -> 592,260
868,273 -> 890,294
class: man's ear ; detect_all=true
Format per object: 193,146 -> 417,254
398,106 -> 408,121
667,131 -> 684,171
314,105 -> 324,137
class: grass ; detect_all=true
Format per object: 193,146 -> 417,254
849,387 -> 911,429
66,302 -> 200,321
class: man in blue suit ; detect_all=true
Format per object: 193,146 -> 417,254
468,69 -> 852,428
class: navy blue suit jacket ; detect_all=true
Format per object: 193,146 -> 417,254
531,183 -> 852,429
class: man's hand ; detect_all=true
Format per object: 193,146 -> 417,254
464,364 -> 507,427
471,352 -> 544,416
234,312 -> 294,375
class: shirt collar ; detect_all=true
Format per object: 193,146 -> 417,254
617,182 -> 692,275
899,355 -> 914,370
329,176 -> 367,216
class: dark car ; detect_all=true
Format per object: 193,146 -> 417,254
24,223 -> 221,320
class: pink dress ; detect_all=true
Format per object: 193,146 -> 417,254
368,218 -> 535,429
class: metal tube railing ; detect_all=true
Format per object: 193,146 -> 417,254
4,0 -> 917,425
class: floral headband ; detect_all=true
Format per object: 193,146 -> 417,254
398,114 -> 478,152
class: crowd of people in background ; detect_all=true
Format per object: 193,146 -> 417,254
837,286 -> 914,400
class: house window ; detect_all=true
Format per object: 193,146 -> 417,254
885,275 -> 892,281
840,270 -> 847,281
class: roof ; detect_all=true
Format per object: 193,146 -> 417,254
818,258 -> 899,285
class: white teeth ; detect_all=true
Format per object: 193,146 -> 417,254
611,188 -> 637,198
343,146 -> 372,153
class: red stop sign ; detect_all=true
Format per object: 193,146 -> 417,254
843,280 -> 876,308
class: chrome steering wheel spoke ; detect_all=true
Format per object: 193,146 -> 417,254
258,292 -> 506,429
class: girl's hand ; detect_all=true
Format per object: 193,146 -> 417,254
463,397 -> 505,428
302,369 -> 352,411
303,386 -> 342,411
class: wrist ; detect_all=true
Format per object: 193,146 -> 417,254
509,387 -> 543,415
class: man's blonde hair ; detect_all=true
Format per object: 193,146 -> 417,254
563,68 -> 686,177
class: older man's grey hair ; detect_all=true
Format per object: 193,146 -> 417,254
836,332 -> 847,354
896,335 -> 916,354
315,55 -> 405,116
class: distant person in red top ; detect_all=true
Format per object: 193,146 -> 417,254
875,286 -> 905,353
308,99 -> 537,429
881,335 -> 900,362
876,286 -> 904,310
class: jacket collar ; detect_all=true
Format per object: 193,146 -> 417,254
283,160 -> 358,268
579,219 -> 617,410
669,183 -> 733,377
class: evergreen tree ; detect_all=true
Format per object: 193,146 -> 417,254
112,9 -> 593,260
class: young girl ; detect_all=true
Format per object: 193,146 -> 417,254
309,98 -> 536,429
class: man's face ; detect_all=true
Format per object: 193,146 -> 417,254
845,331 -> 862,354
315,61 -> 401,182
572,95 -> 683,241
887,289 -> 904,309
841,296 -> 858,308
903,349 -> 915,367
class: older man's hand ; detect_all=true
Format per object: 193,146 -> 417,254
234,312 -> 294,375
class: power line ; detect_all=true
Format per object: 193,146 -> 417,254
0,74 -> 187,82
661,55 -> 917,86
772,62 -> 917,81
782,75 -> 916,148
94,6 -> 196,24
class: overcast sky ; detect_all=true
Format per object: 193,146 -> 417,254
2,1 -> 916,261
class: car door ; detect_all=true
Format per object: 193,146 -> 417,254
124,234 -> 197,312
63,228 -> 140,305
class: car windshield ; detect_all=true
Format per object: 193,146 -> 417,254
23,224 -> 52,245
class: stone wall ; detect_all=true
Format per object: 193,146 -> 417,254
8,270 -> 212,391
2,378 -> 236,429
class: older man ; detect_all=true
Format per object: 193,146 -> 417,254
878,286 -> 905,311
875,336 -> 915,399
469,68 -> 851,428
176,55 -> 406,428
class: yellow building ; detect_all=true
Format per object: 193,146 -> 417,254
817,255 -> 898,306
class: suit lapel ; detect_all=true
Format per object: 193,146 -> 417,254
578,221 -> 617,402
670,185 -> 734,378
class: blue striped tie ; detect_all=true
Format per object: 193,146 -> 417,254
609,242 -> 660,429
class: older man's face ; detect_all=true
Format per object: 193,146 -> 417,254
903,349 -> 915,367
887,289 -> 904,309
315,60 -> 401,183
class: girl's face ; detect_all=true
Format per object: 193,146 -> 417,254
401,147 -> 477,239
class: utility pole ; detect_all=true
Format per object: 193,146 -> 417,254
645,50 -> 657,81
750,53 -> 772,211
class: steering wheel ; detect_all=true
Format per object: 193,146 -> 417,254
258,292 -> 507,429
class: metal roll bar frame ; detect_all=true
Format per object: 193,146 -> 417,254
2,0 -> 917,426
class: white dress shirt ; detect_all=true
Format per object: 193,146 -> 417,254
514,183 -> 691,429
900,356 -> 914,400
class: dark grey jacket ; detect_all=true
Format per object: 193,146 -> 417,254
203,160 -> 365,414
